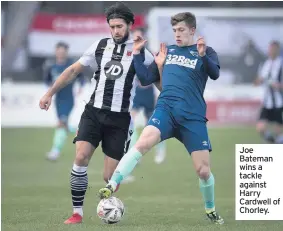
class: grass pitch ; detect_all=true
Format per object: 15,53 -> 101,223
2,127 -> 283,231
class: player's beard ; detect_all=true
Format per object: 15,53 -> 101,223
113,30 -> 130,44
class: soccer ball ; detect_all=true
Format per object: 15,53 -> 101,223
97,196 -> 125,224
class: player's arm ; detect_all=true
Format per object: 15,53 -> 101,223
133,38 -> 166,91
46,41 -> 99,97
154,43 -> 167,88
40,41 -> 99,110
197,37 -> 220,80
271,64 -> 283,90
201,47 -> 220,80
133,53 -> 160,86
44,62 -> 83,98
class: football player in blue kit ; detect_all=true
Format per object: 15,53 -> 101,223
131,27 -> 166,164
99,12 -> 224,224
44,42 -> 85,161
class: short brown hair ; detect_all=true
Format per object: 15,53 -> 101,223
270,40 -> 280,47
171,12 -> 196,29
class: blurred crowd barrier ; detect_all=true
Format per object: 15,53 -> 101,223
1,82 -> 263,127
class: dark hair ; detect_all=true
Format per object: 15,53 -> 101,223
171,12 -> 196,29
270,40 -> 280,47
56,41 -> 69,50
105,2 -> 134,25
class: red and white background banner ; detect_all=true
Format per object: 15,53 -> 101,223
29,13 -> 144,56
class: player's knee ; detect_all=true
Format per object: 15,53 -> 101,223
75,149 -> 91,166
197,164 -> 210,180
135,137 -> 156,154
256,122 -> 266,134
135,126 -> 161,154
135,139 -> 149,154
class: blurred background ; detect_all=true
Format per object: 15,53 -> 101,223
1,1 -> 283,127
2,1 -> 283,231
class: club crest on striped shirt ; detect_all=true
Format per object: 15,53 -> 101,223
127,51 -> 132,56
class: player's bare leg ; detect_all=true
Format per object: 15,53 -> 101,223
64,141 -> 95,224
98,125 -> 161,199
103,155 -> 135,193
256,120 -> 275,143
103,156 -> 120,184
46,120 -> 68,161
191,150 -> 224,225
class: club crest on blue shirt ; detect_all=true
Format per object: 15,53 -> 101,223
190,51 -> 199,57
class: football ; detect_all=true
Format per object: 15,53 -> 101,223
97,196 -> 125,224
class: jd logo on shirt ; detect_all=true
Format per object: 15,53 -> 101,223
104,61 -> 124,80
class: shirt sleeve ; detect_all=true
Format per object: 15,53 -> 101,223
78,40 -> 100,71
133,52 -> 160,86
201,46 -> 220,80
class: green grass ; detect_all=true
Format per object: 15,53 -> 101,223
2,127 -> 283,231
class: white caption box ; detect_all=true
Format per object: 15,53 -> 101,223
235,144 -> 283,220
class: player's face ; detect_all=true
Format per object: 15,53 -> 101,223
55,47 -> 68,63
268,43 -> 280,59
172,21 -> 195,47
109,19 -> 131,44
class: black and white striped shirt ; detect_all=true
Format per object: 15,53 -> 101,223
79,38 -> 154,112
260,56 -> 283,109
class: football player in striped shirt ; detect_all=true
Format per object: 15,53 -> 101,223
39,2 -> 160,224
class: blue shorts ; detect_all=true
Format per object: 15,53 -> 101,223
147,106 -> 212,154
55,100 -> 73,123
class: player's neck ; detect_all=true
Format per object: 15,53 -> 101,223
183,38 -> 195,47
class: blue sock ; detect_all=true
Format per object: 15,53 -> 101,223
108,147 -> 142,190
199,173 -> 215,211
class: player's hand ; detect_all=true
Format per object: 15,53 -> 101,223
39,94 -> 52,111
254,78 -> 263,86
133,36 -> 147,54
271,82 -> 282,90
197,36 -> 206,57
154,43 -> 167,67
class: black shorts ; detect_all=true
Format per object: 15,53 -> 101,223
73,104 -> 133,161
259,107 -> 283,124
